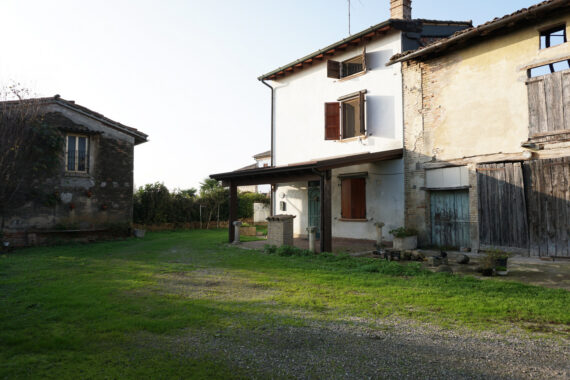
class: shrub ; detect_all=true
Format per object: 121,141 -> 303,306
389,227 -> 418,238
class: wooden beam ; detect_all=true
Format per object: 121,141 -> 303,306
229,181 -> 237,243
320,169 -> 332,253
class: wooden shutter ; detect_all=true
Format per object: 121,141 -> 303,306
527,71 -> 570,136
341,178 -> 351,218
325,102 -> 340,140
327,60 -> 340,79
351,177 -> 366,219
359,91 -> 366,135
341,177 -> 366,219
361,46 -> 367,72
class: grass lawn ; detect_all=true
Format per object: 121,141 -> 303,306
1,229 -> 568,378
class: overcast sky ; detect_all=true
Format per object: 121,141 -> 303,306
0,0 -> 538,190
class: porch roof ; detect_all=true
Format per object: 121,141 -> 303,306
210,149 -> 403,186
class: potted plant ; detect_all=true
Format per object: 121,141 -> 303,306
389,227 -> 418,250
482,249 -> 512,276
240,222 -> 257,237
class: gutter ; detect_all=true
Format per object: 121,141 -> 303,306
261,79 -> 275,215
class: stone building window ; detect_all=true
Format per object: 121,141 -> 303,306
66,134 -> 89,173
540,25 -> 566,49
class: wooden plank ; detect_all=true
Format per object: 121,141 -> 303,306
527,78 -> 548,135
545,159 -> 557,255
320,170 -> 332,253
564,157 -> 570,257
524,161 -> 539,256
477,168 -> 490,245
552,158 -> 569,257
545,72 -> 565,133
514,162 -> 530,249
563,72 -> 570,131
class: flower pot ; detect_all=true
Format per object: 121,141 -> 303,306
393,236 -> 417,250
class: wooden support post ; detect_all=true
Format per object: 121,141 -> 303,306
320,169 -> 332,253
229,181 -> 238,243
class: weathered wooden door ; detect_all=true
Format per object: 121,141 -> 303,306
523,157 -> 570,257
308,181 -> 320,238
430,190 -> 470,248
477,162 -> 529,250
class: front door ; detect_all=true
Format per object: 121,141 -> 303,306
308,181 -> 320,239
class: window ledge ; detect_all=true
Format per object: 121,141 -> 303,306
337,69 -> 367,82
336,135 -> 367,143
64,172 -> 91,178
338,218 -> 368,222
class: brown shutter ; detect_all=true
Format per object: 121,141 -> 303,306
325,102 -> 340,140
327,60 -> 340,79
351,178 -> 366,219
362,46 -> 367,72
341,178 -> 351,218
359,91 -> 366,135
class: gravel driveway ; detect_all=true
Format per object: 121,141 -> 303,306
143,317 -> 569,379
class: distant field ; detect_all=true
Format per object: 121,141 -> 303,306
1,230 -> 568,378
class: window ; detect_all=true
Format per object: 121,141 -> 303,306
324,91 -> 366,140
341,177 -> 366,219
540,25 -> 566,49
327,49 -> 366,79
66,134 -> 88,173
526,62 -> 570,136
529,59 -> 570,77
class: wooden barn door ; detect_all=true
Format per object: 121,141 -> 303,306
523,157 -> 570,257
430,190 -> 470,248
477,162 -> 529,250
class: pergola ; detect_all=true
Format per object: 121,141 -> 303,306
210,149 -> 403,252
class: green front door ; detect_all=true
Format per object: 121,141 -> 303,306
308,181 -> 320,239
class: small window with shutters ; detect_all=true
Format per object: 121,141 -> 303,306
340,177 -> 366,220
324,91 -> 366,140
327,48 -> 367,79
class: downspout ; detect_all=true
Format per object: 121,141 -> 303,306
261,79 -> 275,215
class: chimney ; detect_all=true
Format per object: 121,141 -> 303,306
390,0 -> 412,20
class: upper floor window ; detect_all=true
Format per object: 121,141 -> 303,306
324,91 -> 366,140
327,49 -> 367,79
540,25 -> 566,49
66,134 -> 88,173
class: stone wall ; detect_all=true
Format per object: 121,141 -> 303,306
3,118 -> 135,238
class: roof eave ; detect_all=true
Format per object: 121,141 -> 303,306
388,0 -> 569,65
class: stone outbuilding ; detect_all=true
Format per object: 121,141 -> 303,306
1,95 -> 148,246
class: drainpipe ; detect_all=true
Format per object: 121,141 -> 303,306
261,79 -> 275,215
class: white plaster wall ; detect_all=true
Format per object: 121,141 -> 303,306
275,159 -> 404,241
274,182 -> 308,236
270,31 -> 403,166
332,160 -> 404,240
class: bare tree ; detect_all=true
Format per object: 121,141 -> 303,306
0,85 -> 63,231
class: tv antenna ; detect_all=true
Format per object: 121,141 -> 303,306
348,0 -> 351,35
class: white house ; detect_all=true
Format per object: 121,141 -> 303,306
212,0 -> 470,250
